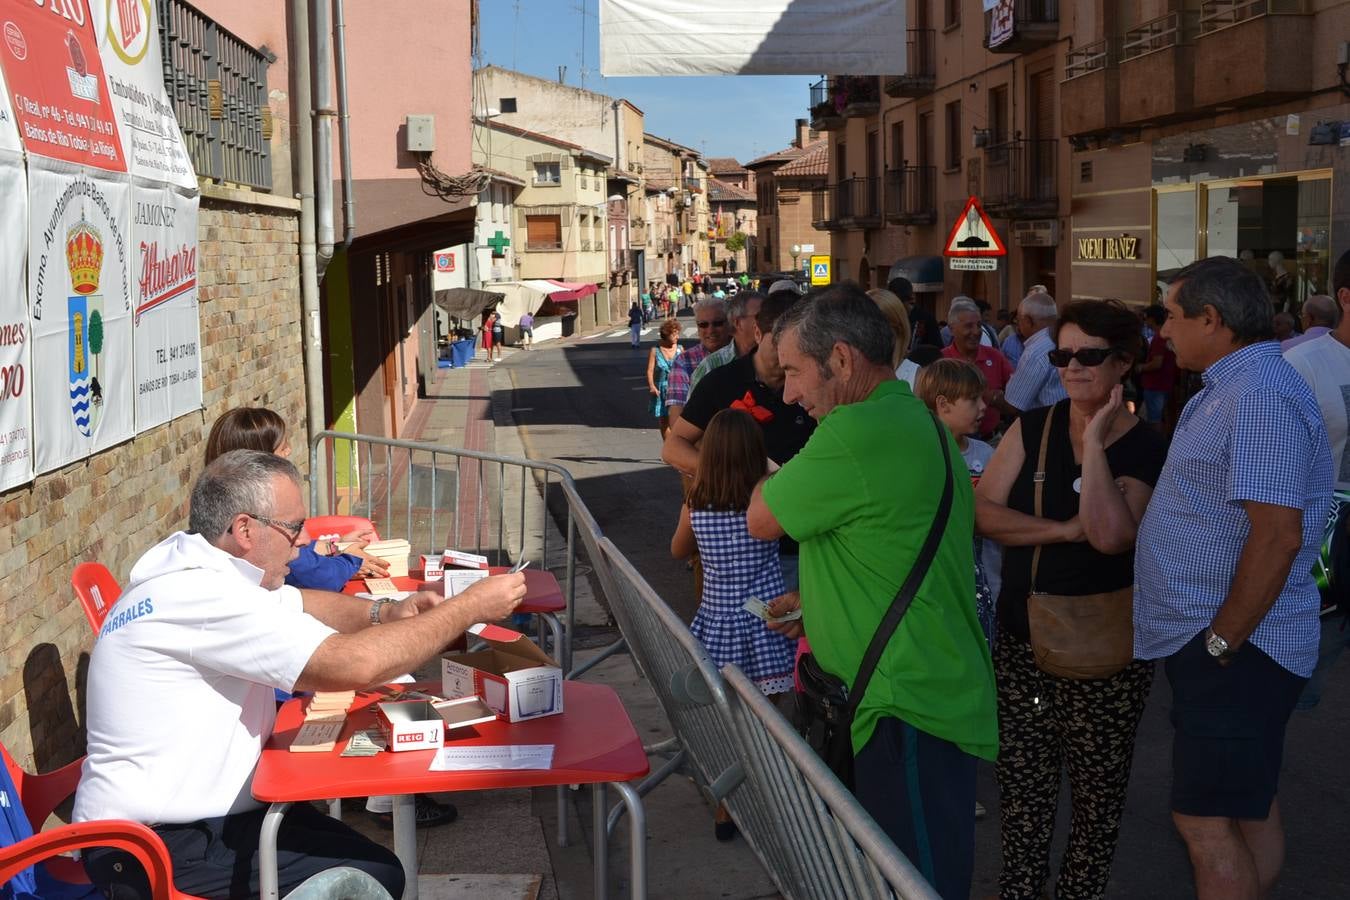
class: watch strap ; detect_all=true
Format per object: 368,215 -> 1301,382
369,597 -> 393,625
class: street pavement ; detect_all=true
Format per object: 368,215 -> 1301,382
400,320 -> 1350,899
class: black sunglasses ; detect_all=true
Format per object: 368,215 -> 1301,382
1047,348 -> 1114,368
696,319 -> 727,329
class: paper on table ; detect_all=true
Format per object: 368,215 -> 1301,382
428,744 -> 555,771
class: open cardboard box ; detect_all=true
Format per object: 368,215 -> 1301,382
440,623 -> 563,722
443,549 -> 490,570
375,696 -> 497,752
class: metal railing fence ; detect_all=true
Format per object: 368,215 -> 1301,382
592,537 -> 939,900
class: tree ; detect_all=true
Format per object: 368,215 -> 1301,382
88,309 -> 104,384
724,231 -> 747,253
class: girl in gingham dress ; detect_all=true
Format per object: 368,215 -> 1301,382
671,409 -> 796,698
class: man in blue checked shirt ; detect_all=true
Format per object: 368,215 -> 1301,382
1002,290 -> 1068,412
1135,255 -> 1333,900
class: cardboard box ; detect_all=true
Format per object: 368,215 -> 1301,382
443,568 -> 489,598
363,539 -> 411,578
443,549 -> 489,570
421,554 -> 444,581
374,696 -> 498,752
441,624 -> 563,722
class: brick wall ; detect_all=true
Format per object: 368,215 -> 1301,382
0,188 -> 305,772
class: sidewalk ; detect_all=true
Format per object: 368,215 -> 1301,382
392,334 -> 778,899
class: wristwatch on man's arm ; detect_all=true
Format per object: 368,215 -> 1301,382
1204,626 -> 1239,665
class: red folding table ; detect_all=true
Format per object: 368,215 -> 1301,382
253,681 -> 649,900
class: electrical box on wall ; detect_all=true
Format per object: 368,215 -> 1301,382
405,115 -> 435,152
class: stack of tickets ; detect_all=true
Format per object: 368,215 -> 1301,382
288,691 -> 355,753
362,539 -> 412,577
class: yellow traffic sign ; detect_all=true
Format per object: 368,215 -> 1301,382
809,255 -> 831,286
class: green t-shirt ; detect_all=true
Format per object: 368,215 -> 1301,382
761,380 -> 998,759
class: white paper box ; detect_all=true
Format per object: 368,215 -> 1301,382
421,554 -> 444,581
443,549 -> 490,570
443,568 -> 489,598
441,624 -> 563,722
375,697 -> 498,752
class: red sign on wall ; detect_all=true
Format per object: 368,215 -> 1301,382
0,0 -> 126,171
434,252 -> 454,273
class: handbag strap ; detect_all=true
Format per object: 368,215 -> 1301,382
845,411 -> 955,717
1029,403 -> 1056,593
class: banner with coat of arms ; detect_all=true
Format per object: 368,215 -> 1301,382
28,156 -> 134,472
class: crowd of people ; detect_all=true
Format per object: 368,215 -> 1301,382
641,250 -> 1350,900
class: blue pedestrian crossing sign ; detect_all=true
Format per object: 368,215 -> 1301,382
810,255 -> 831,286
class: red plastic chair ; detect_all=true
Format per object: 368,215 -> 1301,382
0,742 -> 203,900
302,515 -> 378,543
70,563 -> 122,636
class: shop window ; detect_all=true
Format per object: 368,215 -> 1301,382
1156,189 -> 1196,291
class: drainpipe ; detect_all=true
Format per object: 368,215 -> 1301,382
334,0 -> 355,246
311,0 -> 336,273
290,0 -> 326,488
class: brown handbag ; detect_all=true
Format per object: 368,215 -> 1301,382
1025,403 -> 1135,680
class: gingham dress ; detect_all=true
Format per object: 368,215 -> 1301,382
689,508 -> 795,695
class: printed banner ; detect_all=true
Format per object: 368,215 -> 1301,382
0,41 -> 19,154
132,178 -> 199,430
0,151 -> 33,491
0,0 -> 127,171
29,156 -> 134,472
89,0 -> 195,187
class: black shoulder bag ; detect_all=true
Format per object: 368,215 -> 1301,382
795,411 -> 955,790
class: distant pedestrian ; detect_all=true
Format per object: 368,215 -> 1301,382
491,312 -> 505,360
1282,293 -> 1337,352
517,312 -> 534,350
646,319 -> 684,440
628,302 -> 643,347
1137,304 -> 1176,429
480,311 -> 497,362
1136,256 -> 1333,900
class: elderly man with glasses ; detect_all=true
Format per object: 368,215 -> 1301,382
75,450 -> 528,900
1003,290 -> 1069,414
664,297 -> 732,425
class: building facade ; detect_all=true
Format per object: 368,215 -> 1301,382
748,121 -> 833,276
644,135 -> 712,277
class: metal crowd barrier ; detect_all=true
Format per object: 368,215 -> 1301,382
592,538 -> 938,900
308,431 -> 581,672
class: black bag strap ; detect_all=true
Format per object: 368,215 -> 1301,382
845,411 -> 956,717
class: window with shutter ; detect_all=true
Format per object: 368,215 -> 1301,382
525,215 -> 562,250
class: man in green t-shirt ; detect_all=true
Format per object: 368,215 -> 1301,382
746,284 -> 997,900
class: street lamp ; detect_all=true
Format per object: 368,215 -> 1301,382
790,244 -> 801,272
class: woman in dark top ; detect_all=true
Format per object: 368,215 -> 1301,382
975,300 -> 1167,900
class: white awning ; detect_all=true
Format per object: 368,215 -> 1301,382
599,0 -> 905,77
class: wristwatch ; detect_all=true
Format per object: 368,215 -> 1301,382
369,597 -> 394,625
1204,627 -> 1237,662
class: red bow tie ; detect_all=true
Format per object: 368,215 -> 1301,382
730,391 -> 774,424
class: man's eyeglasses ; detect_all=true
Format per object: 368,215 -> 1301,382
696,319 -> 727,329
1047,348 -> 1114,368
247,512 -> 306,546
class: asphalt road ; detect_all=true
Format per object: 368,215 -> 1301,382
497,322 -> 1350,900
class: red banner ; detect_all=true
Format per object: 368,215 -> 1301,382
0,0 -> 126,171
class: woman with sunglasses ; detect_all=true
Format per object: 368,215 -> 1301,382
974,300 -> 1168,900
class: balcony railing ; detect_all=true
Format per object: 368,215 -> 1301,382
159,0 -> 272,190
1064,38 -> 1113,79
985,0 -> 1060,52
580,239 -> 593,252
884,166 -> 936,224
1198,0 -> 1308,36
808,78 -> 846,130
1121,11 -> 1198,61
885,29 -> 936,97
810,188 -> 836,229
836,176 -> 881,227
524,239 -> 562,251
983,139 -> 1057,218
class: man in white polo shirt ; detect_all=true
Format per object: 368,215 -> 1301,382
76,450 -> 526,899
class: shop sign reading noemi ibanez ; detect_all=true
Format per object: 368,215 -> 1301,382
1076,233 -> 1141,261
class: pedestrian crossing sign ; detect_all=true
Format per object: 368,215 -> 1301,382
944,196 -> 1007,258
810,255 -> 831,286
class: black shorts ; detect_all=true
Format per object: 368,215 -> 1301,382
1165,631 -> 1306,820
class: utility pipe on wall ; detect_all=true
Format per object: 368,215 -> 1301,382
334,0 -> 355,246
311,0 -> 336,273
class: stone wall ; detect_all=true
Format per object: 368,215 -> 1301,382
0,186 -> 305,772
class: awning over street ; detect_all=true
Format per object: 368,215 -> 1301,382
433,287 -> 504,320
519,279 -> 599,302
887,256 -> 944,294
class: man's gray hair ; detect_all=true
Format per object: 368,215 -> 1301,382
948,297 -> 981,320
189,449 -> 302,542
768,279 -> 800,297
1169,256 -> 1274,343
1303,294 -> 1339,328
727,291 -> 763,320
773,283 -> 894,375
1021,291 -> 1058,321
694,296 -> 727,318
